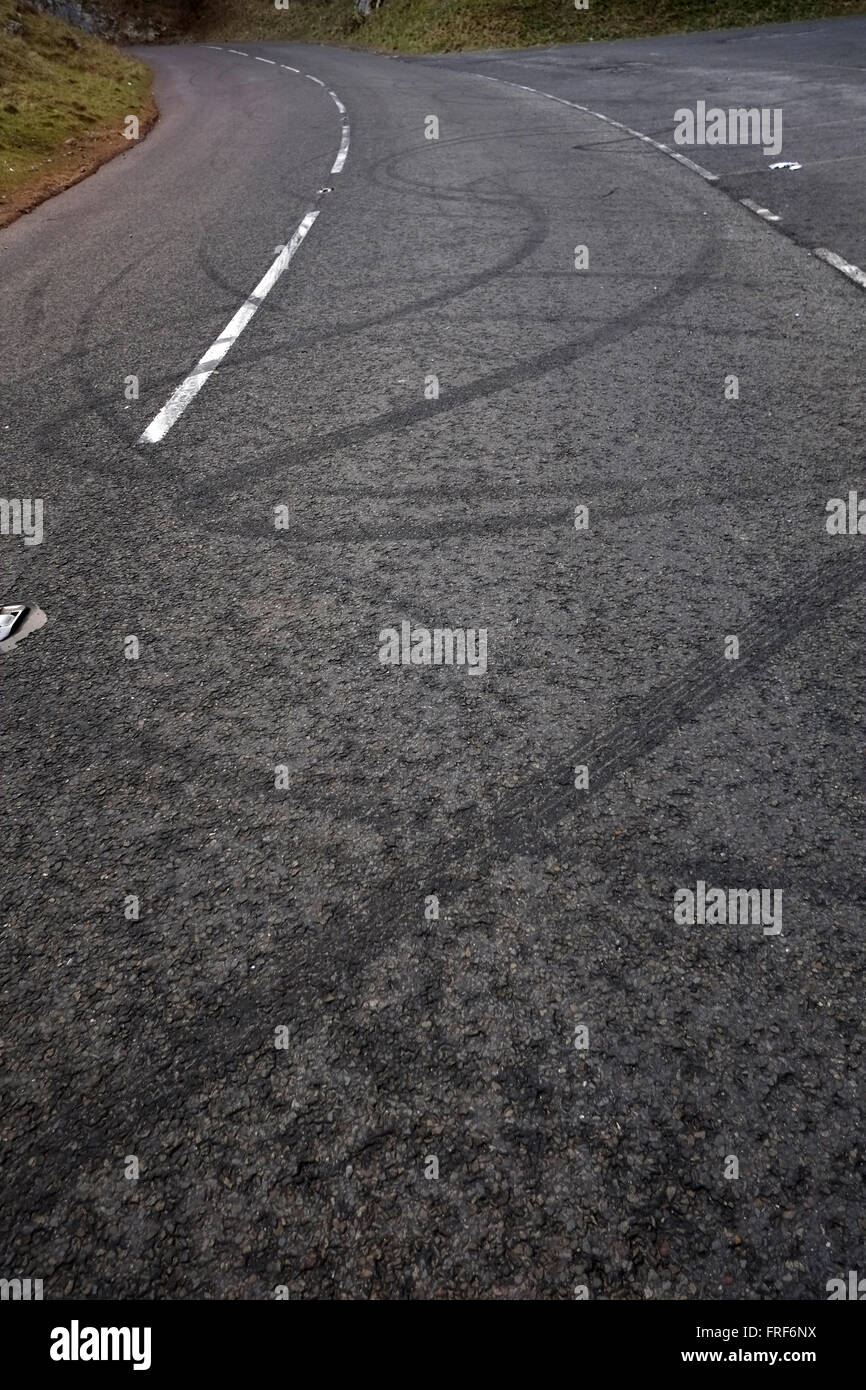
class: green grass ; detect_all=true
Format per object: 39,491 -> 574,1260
190,0 -> 866,53
0,0 -> 152,210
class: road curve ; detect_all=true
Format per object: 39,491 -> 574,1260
0,28 -> 863,1299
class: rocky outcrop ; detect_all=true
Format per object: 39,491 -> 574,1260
20,1 -> 166,42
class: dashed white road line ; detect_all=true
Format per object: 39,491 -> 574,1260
328,89 -> 351,174
740,198 -> 782,222
812,247 -> 866,289
139,46 -> 351,443
331,125 -> 350,173
139,212 -> 319,444
475,73 -> 719,182
475,67 -> 866,294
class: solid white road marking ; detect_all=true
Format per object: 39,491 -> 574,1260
740,198 -> 781,222
328,91 -> 347,117
812,247 -> 866,289
475,73 -> 719,182
139,211 -> 319,444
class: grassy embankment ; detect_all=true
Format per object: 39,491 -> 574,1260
191,0 -> 866,54
0,0 -> 153,228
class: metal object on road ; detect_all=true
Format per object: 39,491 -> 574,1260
0,604 -> 27,644
0,603 -> 46,654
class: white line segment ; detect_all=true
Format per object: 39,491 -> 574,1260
139,211 -> 319,444
475,67 -> 865,300
475,74 -> 719,182
331,120 -> 351,174
812,247 -> 866,289
138,48 -> 351,442
740,198 -> 781,222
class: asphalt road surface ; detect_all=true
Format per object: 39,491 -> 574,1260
1,18 -> 863,1300
427,17 -> 866,269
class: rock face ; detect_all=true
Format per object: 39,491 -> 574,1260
20,0 -> 163,42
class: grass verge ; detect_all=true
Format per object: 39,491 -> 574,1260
0,0 -> 154,229
191,0 -> 866,54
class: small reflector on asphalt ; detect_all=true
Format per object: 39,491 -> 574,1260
0,603 -> 46,654
0,604 -> 27,643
